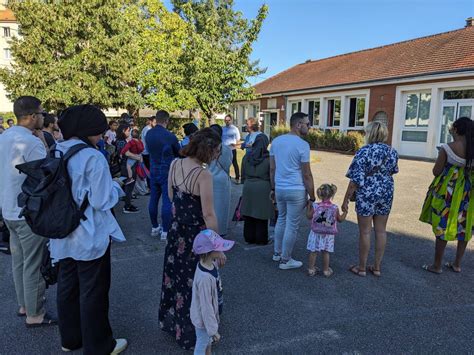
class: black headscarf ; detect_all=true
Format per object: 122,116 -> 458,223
247,133 -> 269,166
58,105 -> 108,146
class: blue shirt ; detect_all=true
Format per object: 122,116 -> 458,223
179,135 -> 190,148
141,125 -> 152,155
145,125 -> 180,177
49,140 -> 126,262
222,125 -> 240,148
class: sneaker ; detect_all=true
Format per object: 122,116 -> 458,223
151,226 -> 162,237
123,205 -> 139,214
272,253 -> 281,262
111,338 -> 128,354
279,258 -> 303,270
61,347 -> 72,352
160,231 -> 168,241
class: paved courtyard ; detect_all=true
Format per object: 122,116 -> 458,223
1,151 -> 473,354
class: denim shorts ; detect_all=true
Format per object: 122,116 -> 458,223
194,327 -> 211,355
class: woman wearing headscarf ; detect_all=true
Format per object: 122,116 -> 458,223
209,124 -> 233,236
51,105 -> 127,355
240,134 -> 275,245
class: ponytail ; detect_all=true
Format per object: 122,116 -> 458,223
452,117 -> 474,170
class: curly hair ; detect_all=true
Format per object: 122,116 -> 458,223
181,127 -> 221,164
316,183 -> 337,201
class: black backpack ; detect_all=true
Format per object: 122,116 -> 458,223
15,144 -> 90,239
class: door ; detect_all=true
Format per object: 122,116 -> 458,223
440,100 -> 474,144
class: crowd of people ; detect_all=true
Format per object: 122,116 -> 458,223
0,95 -> 472,355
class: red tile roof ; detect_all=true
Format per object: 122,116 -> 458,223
254,26 -> 474,96
0,9 -> 16,22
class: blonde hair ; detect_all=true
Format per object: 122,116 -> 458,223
365,121 -> 388,144
316,184 -> 337,201
246,117 -> 259,131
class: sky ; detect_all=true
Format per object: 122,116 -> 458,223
164,0 -> 474,85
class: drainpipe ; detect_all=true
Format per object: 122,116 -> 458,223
283,95 -> 288,126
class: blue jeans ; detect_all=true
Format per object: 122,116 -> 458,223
148,174 -> 172,232
194,327 -> 211,355
274,189 -> 307,261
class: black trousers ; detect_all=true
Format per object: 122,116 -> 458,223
231,149 -> 240,180
57,245 -> 116,355
243,216 -> 269,245
142,154 -> 151,188
121,162 -> 137,207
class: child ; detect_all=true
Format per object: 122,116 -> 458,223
420,116 -> 474,274
120,129 -> 144,185
306,184 -> 347,277
191,229 -> 235,355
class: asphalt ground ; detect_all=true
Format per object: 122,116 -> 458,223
1,151 -> 473,354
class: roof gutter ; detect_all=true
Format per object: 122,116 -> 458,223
257,68 -> 474,98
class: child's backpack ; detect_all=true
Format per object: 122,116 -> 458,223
311,202 -> 338,235
15,144 -> 90,239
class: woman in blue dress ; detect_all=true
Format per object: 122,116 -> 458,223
342,121 -> 399,277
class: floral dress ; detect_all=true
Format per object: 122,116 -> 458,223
420,144 -> 473,241
346,143 -> 399,216
158,165 -> 206,350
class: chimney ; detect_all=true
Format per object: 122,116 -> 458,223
466,17 -> 474,27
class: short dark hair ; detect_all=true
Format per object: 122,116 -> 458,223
43,113 -> 56,128
7,118 -> 14,124
225,114 -> 233,120
108,120 -> 117,127
290,112 -> 308,127
183,123 -> 198,137
155,110 -> 170,123
181,128 -> 221,164
13,96 -> 41,120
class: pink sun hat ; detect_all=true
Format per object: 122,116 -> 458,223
193,229 -> 235,255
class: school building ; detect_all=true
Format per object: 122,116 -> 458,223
231,18 -> 474,159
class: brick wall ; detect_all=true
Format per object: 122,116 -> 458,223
367,84 -> 397,144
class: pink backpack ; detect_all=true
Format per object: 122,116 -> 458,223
311,202 -> 338,235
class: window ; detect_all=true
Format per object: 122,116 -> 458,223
327,99 -> 341,127
290,101 -> 302,115
4,48 -> 11,59
3,27 -> 10,37
349,97 -> 365,127
250,105 -> 259,117
443,90 -> 474,100
308,100 -> 320,126
405,92 -> 431,127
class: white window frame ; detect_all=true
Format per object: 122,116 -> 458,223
347,96 -> 367,129
326,97 -> 342,128
403,91 -> 431,128
3,27 -> 10,37
4,48 -> 11,59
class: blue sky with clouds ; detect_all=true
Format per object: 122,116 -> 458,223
164,0 -> 474,84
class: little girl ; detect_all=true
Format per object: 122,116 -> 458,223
191,229 -> 235,355
120,129 -> 144,185
420,116 -> 474,274
306,184 -> 347,277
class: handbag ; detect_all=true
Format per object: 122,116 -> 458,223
349,149 -> 392,202
40,243 -> 58,288
232,196 -> 243,222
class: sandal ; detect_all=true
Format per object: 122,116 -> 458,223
368,266 -> 381,277
445,262 -> 461,273
25,314 -> 57,328
307,267 -> 319,277
323,268 -> 334,278
349,265 -> 366,277
421,264 -> 442,274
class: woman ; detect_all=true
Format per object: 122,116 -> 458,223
159,128 -> 225,350
240,117 -> 260,155
342,121 -> 399,277
115,124 -> 141,213
51,105 -> 127,354
241,134 -> 274,245
420,117 -> 474,274
209,124 -> 233,236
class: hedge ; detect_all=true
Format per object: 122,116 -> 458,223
271,125 -> 365,153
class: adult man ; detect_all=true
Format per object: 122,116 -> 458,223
42,113 -> 59,148
140,117 -> 154,173
222,114 -> 241,182
0,96 -> 56,326
270,112 -> 315,270
146,110 -> 180,240
7,118 -> 14,128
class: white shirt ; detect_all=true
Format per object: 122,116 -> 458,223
0,126 -> 47,220
104,129 -> 116,145
49,140 -> 126,261
270,133 -> 310,190
141,124 -> 152,155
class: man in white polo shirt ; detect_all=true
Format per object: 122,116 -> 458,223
270,112 -> 316,270
0,96 -> 56,326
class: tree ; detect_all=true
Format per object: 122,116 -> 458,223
171,0 -> 268,124
0,0 -> 143,112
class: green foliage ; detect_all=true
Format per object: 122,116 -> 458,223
0,0 -> 143,112
270,126 -> 365,153
0,112 -> 16,124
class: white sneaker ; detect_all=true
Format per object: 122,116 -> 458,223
160,231 -> 168,241
279,258 -> 303,270
111,339 -> 128,354
151,226 -> 162,237
272,253 -> 281,262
